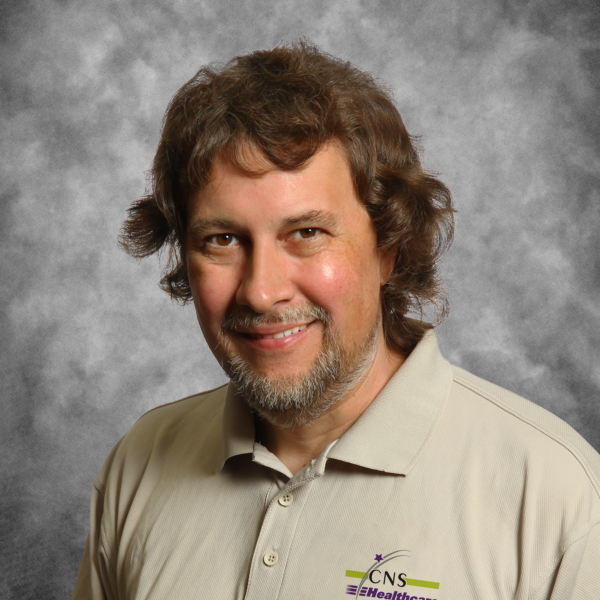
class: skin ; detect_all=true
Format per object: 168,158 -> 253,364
186,144 -> 405,475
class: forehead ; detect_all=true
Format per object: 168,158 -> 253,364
188,144 -> 365,226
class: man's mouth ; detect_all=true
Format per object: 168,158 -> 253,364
247,323 -> 311,339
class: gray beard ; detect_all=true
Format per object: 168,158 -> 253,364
219,306 -> 381,429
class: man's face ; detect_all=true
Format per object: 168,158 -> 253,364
186,144 -> 395,427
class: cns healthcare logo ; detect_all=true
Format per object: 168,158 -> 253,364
344,550 -> 440,600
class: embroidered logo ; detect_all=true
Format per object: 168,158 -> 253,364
344,550 -> 439,599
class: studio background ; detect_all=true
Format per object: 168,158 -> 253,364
1,0 -> 599,597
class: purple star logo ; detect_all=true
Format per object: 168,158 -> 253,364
374,554 -> 383,562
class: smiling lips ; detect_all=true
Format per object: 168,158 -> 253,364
249,323 -> 310,339
236,322 -> 313,339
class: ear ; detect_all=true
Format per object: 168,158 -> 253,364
380,243 -> 398,286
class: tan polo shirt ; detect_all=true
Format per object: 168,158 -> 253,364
72,329 -> 600,600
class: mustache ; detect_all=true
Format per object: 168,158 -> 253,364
221,303 -> 331,332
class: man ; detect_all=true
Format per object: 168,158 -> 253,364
73,42 -> 600,599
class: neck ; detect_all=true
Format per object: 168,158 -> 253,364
256,336 -> 405,475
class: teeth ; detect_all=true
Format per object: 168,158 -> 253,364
252,323 -> 309,339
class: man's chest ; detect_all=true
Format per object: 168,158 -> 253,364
111,462 -> 526,600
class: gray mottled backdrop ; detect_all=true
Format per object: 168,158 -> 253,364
1,0 -> 599,597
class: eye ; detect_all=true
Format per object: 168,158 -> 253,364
207,234 -> 239,247
293,228 -> 321,239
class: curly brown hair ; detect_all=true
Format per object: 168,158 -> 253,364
120,40 -> 455,355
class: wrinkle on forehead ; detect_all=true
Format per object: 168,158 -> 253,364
189,144 -> 369,240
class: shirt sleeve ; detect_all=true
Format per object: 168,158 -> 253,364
538,522 -> 600,599
71,483 -> 118,600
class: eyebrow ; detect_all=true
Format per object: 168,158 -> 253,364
188,209 -> 339,236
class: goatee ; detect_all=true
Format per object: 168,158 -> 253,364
218,305 -> 381,428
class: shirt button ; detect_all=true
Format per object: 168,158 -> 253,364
263,551 -> 279,566
278,492 -> 294,507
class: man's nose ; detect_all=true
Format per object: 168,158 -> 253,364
235,241 -> 295,313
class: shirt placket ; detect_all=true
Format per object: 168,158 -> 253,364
244,446 -> 333,600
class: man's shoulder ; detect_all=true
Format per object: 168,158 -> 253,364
134,382 -> 230,431
94,383 -> 229,492
449,365 -> 600,499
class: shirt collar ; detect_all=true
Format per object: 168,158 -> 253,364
327,328 -> 453,475
219,328 -> 453,476
218,387 -> 299,478
219,382 -> 256,470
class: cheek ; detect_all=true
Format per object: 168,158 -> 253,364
299,252 -> 381,319
188,263 -> 237,326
